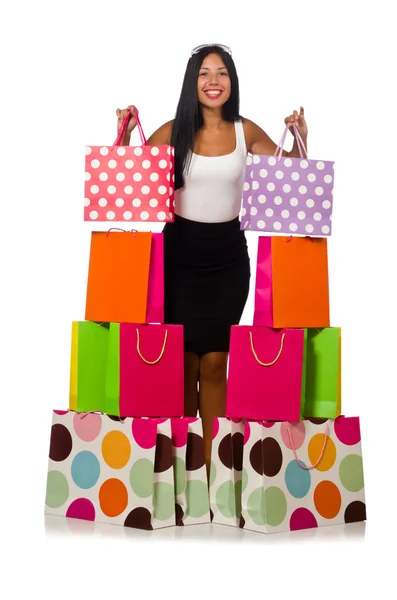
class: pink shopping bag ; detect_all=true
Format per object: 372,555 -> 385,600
226,326 -> 307,421
84,110 -> 175,223
119,324 -> 184,417
146,233 -> 164,324
253,237 -> 274,327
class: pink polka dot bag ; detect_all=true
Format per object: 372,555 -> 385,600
240,123 -> 334,237
84,111 -> 175,223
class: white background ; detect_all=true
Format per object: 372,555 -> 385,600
1,0 -> 396,598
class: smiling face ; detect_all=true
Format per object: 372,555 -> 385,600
197,52 -> 231,109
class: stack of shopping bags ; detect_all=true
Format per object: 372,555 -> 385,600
45,114 -> 366,536
210,123 -> 366,534
45,111 -> 210,530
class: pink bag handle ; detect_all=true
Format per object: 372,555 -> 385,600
274,125 -> 290,160
78,411 -> 125,423
111,108 -> 147,151
274,122 -> 310,164
286,422 -> 329,470
293,123 -> 307,159
79,410 -> 104,418
77,410 -> 125,423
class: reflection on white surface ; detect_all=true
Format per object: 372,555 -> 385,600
44,514 -> 366,544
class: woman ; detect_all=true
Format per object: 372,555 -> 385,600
116,44 -> 308,475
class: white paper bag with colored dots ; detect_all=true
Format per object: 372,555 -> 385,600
210,418 -> 245,528
84,110 -> 175,223
45,411 -> 175,530
240,417 -> 366,534
171,418 -> 210,526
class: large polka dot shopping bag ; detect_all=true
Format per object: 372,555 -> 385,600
240,123 -> 334,236
240,417 -> 366,534
171,418 -> 210,526
210,418 -> 245,527
84,110 -> 175,223
45,410 -> 176,530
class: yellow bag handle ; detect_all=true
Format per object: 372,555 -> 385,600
136,329 -> 168,365
249,332 -> 285,366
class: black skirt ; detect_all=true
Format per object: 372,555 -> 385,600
163,215 -> 250,354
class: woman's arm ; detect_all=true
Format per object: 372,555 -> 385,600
147,120 -> 174,146
242,107 -> 308,157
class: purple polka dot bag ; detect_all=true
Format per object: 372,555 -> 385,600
240,124 -> 334,237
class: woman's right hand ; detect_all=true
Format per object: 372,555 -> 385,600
116,105 -> 138,134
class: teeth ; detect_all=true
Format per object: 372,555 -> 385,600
206,91 -> 221,96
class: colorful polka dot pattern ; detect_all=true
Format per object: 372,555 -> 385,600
210,418 -> 245,527
240,155 -> 334,236
45,411 -> 175,530
84,145 -> 175,223
239,416 -> 365,534
171,418 -> 210,526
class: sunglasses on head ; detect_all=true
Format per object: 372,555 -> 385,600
191,44 -> 232,56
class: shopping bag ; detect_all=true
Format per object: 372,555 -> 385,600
146,233 -> 164,324
85,230 -> 152,323
84,110 -> 175,223
241,122 -> 334,236
226,326 -> 307,421
304,328 -> 342,418
45,411 -> 175,530
119,323 -> 184,417
171,418 -> 210,525
83,322 -> 182,418
104,323 -> 120,416
69,321 -> 112,413
253,235 -> 330,328
240,417 -> 366,534
69,321 -> 122,417
210,418 -> 245,527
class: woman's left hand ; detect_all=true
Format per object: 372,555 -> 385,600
284,106 -> 308,140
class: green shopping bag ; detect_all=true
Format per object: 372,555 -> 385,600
69,321 -> 121,415
104,323 -> 120,416
303,328 -> 341,418
68,322 -> 107,413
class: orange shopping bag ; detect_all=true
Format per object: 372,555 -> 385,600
253,236 -> 330,328
85,230 -> 152,323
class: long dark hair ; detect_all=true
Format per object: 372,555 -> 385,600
171,46 -> 241,190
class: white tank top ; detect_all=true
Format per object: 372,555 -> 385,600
174,120 -> 247,223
